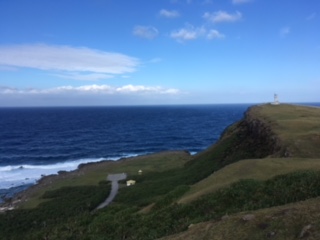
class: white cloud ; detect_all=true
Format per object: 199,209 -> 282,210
53,85 -> 114,93
116,84 -> 180,94
170,25 -> 224,42
0,44 -> 139,77
171,26 -> 204,41
133,25 -> 159,39
280,27 -> 290,38
0,84 -> 181,95
159,9 -> 180,18
203,11 -> 242,23
232,0 -> 252,4
0,86 -> 19,94
207,29 -> 225,39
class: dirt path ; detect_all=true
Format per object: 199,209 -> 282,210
95,173 -> 127,210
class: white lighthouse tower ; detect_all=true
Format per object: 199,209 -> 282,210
272,94 -> 279,105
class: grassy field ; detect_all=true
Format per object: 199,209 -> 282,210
250,104 -> 320,158
179,157 -> 320,203
18,151 -> 191,208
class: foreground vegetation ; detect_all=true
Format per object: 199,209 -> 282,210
2,170 -> 320,239
1,103 -> 320,239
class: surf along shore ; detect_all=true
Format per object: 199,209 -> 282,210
2,150 -> 192,210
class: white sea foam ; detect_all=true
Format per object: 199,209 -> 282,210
0,153 -> 144,190
0,158 -> 106,189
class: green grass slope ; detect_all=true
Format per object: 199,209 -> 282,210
179,157 -> 320,203
192,104 -> 320,168
178,104 -> 320,203
17,151 -> 191,208
248,104 -> 320,158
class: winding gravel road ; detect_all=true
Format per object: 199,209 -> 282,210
95,173 -> 127,210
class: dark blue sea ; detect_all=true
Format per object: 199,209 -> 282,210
1,103 -> 319,201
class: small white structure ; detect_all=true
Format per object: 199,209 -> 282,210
272,94 -> 280,105
126,180 -> 136,186
138,169 -> 143,175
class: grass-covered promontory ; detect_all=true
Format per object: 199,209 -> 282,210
1,103 -> 320,240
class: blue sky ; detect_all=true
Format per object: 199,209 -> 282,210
0,0 -> 319,106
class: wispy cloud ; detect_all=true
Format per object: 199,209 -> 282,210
115,85 -> 180,94
306,13 -> 316,21
0,84 -> 181,95
171,25 -> 205,41
232,0 -> 252,4
280,26 -> 290,38
202,0 -> 213,4
0,44 -> 139,80
170,0 -> 193,4
133,25 -> 159,39
207,29 -> 225,40
159,9 -> 180,18
170,24 -> 224,42
149,58 -> 163,63
203,11 -> 242,23
0,65 -> 17,71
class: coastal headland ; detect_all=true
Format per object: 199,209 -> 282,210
1,103 -> 320,240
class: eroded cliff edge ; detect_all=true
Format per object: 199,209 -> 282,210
192,104 -> 320,169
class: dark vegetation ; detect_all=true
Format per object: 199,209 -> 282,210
0,183 -> 110,239
2,170 -> 320,239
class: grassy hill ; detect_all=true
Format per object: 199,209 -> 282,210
191,104 -> 320,167
161,196 -> 320,240
179,157 -> 320,204
17,151 -> 192,208
245,104 -> 320,158
1,103 -> 320,240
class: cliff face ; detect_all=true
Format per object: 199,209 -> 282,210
237,107 -> 286,157
193,105 -> 287,168
237,104 -> 320,159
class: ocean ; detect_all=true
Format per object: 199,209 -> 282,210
1,103 -> 318,201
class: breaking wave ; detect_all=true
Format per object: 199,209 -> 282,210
0,154 -> 139,189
